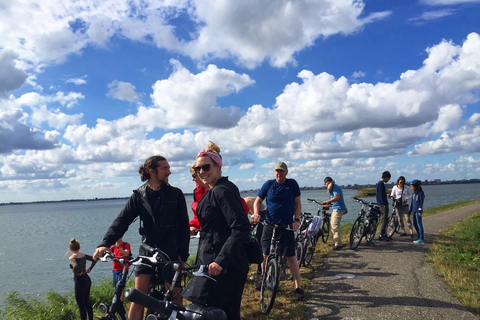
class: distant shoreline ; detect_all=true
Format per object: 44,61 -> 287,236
1,179 -> 479,206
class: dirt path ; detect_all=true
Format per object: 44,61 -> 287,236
305,202 -> 480,320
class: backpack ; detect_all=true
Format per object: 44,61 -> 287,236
122,242 -> 133,260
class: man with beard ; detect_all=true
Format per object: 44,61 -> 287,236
93,156 -> 190,320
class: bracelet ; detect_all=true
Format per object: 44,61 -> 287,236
294,218 -> 300,222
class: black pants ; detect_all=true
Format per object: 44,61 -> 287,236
74,274 -> 93,320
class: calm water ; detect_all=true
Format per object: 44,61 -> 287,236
1,184 -> 479,305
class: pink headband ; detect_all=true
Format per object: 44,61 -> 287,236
198,150 -> 222,167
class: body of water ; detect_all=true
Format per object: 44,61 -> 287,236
1,183 -> 479,305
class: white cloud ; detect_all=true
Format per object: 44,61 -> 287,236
408,113 -> 480,156
0,49 -> 28,97
66,76 -> 88,85
0,0 -> 391,72
107,80 -> 140,102
150,60 -> 255,129
351,71 -> 366,79
186,0 -> 391,68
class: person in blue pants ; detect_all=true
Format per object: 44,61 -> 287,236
410,180 -> 425,244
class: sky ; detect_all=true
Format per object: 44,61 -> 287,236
1,0 -> 480,203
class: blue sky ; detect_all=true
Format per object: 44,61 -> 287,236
1,0 -> 480,203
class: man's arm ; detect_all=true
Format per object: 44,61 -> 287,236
252,196 -> 264,224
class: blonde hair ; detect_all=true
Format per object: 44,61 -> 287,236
69,238 -> 80,251
205,141 -> 221,155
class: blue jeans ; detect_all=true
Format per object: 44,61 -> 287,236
112,270 -> 123,287
413,212 -> 424,240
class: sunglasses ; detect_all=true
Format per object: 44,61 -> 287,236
194,164 -> 211,173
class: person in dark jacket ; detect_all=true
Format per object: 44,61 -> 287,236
93,155 -> 190,320
190,142 -> 250,320
376,170 -> 392,241
410,179 -> 426,244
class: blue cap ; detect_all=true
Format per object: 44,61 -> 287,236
410,179 -> 421,187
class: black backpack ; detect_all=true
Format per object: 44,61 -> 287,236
122,242 -> 133,260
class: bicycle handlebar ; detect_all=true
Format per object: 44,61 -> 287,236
352,197 -> 380,209
307,198 -> 331,210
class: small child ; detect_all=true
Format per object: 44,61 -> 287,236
410,180 -> 425,244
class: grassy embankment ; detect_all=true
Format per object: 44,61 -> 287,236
425,202 -> 480,316
1,199 -> 479,319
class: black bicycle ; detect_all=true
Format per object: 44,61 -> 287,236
349,198 -> 381,250
260,223 -> 293,314
125,244 -> 227,320
386,199 -> 402,238
301,199 -> 331,266
96,244 -> 170,320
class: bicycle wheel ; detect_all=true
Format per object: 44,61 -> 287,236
349,218 -> 364,250
386,214 -> 398,238
321,218 -> 330,243
280,254 -> 293,281
365,218 -> 378,242
295,238 -> 304,267
260,257 -> 279,314
303,235 -> 318,266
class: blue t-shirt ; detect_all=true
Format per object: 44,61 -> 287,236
257,179 -> 301,225
329,184 -> 347,211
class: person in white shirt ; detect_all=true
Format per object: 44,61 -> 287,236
389,176 -> 413,238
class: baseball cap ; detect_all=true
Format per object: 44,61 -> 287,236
274,162 -> 288,171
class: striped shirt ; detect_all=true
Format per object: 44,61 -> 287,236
69,254 -> 96,278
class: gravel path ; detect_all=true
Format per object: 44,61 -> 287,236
305,202 -> 480,320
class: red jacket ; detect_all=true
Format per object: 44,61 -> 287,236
189,183 -> 248,230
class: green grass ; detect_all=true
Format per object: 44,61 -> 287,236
427,212 -> 480,316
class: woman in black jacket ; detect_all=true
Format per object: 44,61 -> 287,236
191,142 -> 250,320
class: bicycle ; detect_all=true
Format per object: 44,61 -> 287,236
292,212 -> 312,267
301,199 -> 331,266
125,244 -> 227,320
386,199 -> 401,238
259,223 -> 293,314
349,198 -> 381,250
96,243 -> 170,320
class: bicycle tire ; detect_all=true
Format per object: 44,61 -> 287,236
386,214 -> 398,238
280,254 -> 293,281
365,218 -> 378,242
321,218 -> 330,243
260,257 -> 279,314
349,218 -> 364,250
302,235 -> 318,266
295,238 -> 304,267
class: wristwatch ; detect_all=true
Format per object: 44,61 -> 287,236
294,218 -> 300,222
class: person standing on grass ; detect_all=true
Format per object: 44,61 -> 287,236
109,237 -> 130,288
410,179 -> 426,244
252,161 -> 305,301
187,142 -> 251,320
390,176 -> 414,238
321,177 -> 348,250
376,171 -> 392,241
68,238 -> 96,320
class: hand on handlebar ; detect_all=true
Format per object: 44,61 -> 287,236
208,262 -> 223,277
93,246 -> 109,261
